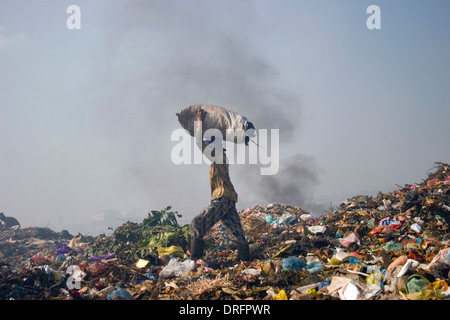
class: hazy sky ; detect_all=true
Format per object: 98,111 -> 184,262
1,0 -> 449,235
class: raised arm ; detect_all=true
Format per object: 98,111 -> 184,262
194,108 -> 206,152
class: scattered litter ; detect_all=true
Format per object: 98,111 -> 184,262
0,162 -> 449,300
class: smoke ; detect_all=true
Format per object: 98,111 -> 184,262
2,1 -> 448,235
244,154 -> 325,215
87,0 -> 325,226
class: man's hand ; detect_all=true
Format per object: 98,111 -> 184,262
194,108 -> 206,152
196,108 -> 205,121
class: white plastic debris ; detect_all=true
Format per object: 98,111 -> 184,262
338,280 -> 361,300
308,225 -> 326,234
159,258 -> 195,278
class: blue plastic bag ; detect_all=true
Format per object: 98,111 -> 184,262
280,256 -> 306,270
306,261 -> 324,273
107,289 -> 134,300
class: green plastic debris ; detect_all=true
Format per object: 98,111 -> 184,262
382,241 -> 403,251
407,276 -> 429,294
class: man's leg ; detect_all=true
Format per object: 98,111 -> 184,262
220,201 -> 249,261
189,199 -> 228,259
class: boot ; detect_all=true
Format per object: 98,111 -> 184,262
190,238 -> 204,260
237,242 -> 250,261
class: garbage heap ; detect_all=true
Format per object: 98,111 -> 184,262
0,162 -> 449,300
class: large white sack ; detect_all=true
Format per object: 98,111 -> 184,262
176,104 -> 254,144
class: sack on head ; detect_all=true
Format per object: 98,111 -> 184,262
176,104 -> 255,144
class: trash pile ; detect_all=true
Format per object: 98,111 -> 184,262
0,162 -> 449,300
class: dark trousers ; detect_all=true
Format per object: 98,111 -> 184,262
189,198 -> 247,245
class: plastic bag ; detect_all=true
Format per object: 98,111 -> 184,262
290,282 -> 323,295
400,275 -> 445,300
86,262 -> 108,276
30,252 -> 49,265
273,289 -> 288,300
383,241 -> 403,251
68,233 -> 89,250
158,245 -> 185,258
264,215 -> 278,225
332,251 -> 352,263
401,290 -> 444,300
308,225 -> 326,234
349,257 -> 360,265
306,261 -> 324,273
427,248 -> 450,270
89,253 -> 116,263
410,223 -> 422,233
338,281 -> 361,300
280,256 -> 306,270
339,232 -> 360,248
107,289 -> 134,300
159,258 -> 195,277
326,277 -> 352,294
406,276 -> 428,293
277,213 -> 298,226
55,244 -> 73,255
427,178 -> 440,187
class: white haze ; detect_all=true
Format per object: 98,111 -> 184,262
0,0 -> 449,235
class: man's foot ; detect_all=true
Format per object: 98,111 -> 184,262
190,238 -> 204,260
237,243 -> 250,261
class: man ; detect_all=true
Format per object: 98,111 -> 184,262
189,108 -> 250,261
